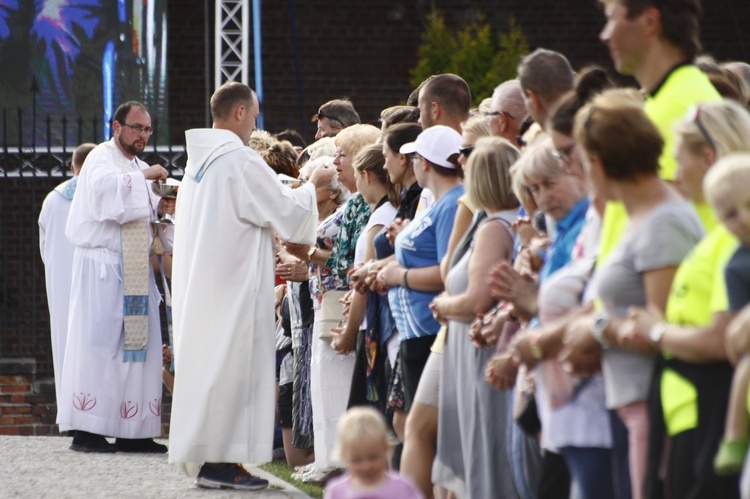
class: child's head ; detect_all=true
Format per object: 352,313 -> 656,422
704,152 -> 750,247
335,407 -> 391,485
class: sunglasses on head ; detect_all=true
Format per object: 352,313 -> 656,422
459,145 -> 474,158
687,104 -> 716,150
317,109 -> 343,127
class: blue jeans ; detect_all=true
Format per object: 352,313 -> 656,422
559,446 -> 615,499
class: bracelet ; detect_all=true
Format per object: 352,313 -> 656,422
403,269 -> 410,289
529,332 -> 544,360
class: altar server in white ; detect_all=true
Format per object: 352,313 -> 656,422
169,82 -> 333,490
39,143 -> 94,413
60,101 -> 173,454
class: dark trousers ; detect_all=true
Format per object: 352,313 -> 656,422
399,335 -> 435,413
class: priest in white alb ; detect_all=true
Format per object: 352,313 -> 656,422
39,143 -> 94,416
60,101 -> 174,454
169,82 -> 334,490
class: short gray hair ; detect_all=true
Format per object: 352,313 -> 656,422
491,80 -> 526,120
299,156 -> 350,205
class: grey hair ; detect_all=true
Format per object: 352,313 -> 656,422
492,80 -> 526,121
301,137 -> 338,162
299,155 -> 350,205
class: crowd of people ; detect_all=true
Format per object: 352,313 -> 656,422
37,0 -> 750,497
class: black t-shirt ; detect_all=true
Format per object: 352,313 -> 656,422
725,245 -> 750,313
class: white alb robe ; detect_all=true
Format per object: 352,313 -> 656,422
169,128 -> 318,473
38,178 -> 77,407
58,139 -> 163,438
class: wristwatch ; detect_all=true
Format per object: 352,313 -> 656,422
591,312 -> 611,349
649,322 -> 668,346
307,246 -> 318,261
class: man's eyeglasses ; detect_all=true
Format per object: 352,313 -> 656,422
483,110 -> 515,120
552,143 -> 576,164
121,123 -> 153,136
459,145 -> 474,158
687,105 -> 716,150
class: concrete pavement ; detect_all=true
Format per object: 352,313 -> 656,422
0,436 -> 311,499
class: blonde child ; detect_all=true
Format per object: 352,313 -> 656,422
704,153 -> 750,475
324,407 -> 422,498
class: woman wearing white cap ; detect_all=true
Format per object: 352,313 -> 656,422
376,125 -> 465,496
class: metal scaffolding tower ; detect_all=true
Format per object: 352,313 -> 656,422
215,0 -> 264,128
215,0 -> 249,86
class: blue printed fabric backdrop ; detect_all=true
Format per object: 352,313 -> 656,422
0,0 -> 168,146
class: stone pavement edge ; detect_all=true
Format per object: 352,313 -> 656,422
0,435 -> 312,499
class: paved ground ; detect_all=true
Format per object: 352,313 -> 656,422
0,436 -> 311,499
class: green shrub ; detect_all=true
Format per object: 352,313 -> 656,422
410,12 -> 529,106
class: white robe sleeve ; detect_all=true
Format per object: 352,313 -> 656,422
237,155 -> 318,245
84,148 -> 151,225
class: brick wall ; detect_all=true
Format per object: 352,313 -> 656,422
0,359 -> 173,437
0,360 -> 59,436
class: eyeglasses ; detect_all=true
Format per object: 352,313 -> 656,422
552,143 -> 576,164
687,105 -> 716,150
459,145 -> 474,158
317,109 -> 343,127
483,110 -> 515,120
121,123 -> 153,136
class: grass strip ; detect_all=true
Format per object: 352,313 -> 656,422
260,460 -> 324,498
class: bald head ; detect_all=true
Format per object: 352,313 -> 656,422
489,80 -> 526,146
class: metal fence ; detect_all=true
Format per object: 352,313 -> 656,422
1,110 -> 185,378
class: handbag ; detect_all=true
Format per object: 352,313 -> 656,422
315,263 -> 346,343
317,290 -> 347,343
513,364 -> 541,436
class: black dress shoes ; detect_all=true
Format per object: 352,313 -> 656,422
114,438 -> 168,454
69,431 -> 116,453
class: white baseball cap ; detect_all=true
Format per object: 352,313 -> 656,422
399,125 -> 462,169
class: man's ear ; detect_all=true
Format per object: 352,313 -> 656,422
235,104 -> 246,122
431,101 -> 441,121
639,6 -> 661,38
498,113 -> 509,133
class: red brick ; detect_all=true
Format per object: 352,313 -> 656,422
12,416 -> 38,425
25,395 -> 53,404
18,426 -> 34,436
0,427 -> 19,435
0,416 -> 15,425
0,384 -> 31,394
9,395 -> 25,403
2,406 -> 32,415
